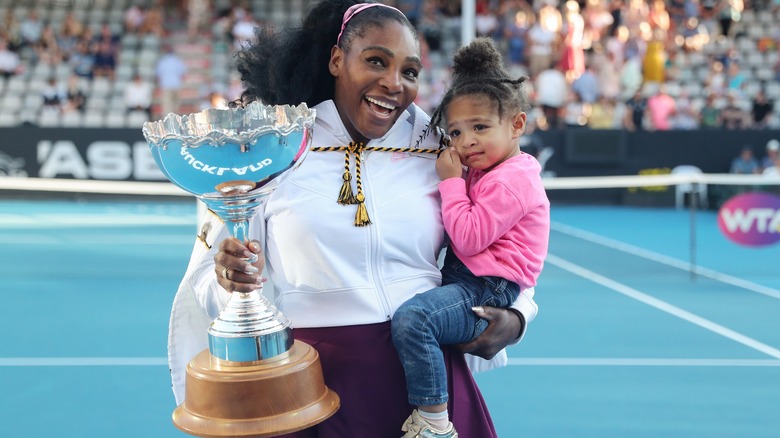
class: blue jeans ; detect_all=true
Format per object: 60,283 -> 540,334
391,252 -> 520,407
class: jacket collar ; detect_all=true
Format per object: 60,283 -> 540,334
313,99 -> 419,146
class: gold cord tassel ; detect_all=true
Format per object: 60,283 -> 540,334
338,169 -> 355,205
338,145 -> 356,204
352,144 -> 371,226
353,193 -> 371,226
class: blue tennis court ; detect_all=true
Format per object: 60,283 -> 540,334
1,197 -> 779,437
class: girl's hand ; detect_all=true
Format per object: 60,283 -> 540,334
436,147 -> 464,180
214,238 -> 265,293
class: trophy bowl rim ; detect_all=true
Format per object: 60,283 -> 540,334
141,101 -> 316,149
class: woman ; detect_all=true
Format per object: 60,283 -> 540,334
169,1 -> 538,436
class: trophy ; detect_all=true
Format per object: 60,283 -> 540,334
142,102 -> 339,437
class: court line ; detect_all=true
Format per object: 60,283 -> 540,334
551,222 -> 780,301
507,358 -> 780,366
0,214 -> 196,227
547,254 -> 780,359
0,357 -> 167,366
4,357 -> 778,367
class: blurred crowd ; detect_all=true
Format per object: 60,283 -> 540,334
1,0 -> 779,132
390,0 -> 780,132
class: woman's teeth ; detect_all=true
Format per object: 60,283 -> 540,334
366,97 -> 395,111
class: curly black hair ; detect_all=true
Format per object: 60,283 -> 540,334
233,0 -> 417,107
431,37 -> 530,129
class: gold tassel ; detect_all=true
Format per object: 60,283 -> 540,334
354,193 -> 371,226
338,170 -> 355,205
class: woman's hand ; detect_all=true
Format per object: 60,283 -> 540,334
455,306 -> 524,359
214,238 -> 265,293
436,147 -> 464,180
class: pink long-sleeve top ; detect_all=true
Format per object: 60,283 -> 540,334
439,153 -> 550,288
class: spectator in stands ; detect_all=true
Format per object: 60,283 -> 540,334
1,13 -> 22,52
596,51 -> 621,100
69,40 -> 95,79
588,95 -> 618,129
41,77 -> 65,114
502,5 -> 530,67
474,0 -> 499,38
571,60 -> 600,104
763,157 -> 780,177
730,144 -> 760,174
704,60 -> 727,96
0,38 -> 21,78
57,18 -> 81,61
396,0 -> 424,27
717,0 -> 743,38
92,40 -> 117,80
526,11 -> 559,78
623,88 -> 648,131
60,11 -> 85,43
560,0 -> 585,82
647,84 -> 676,130
155,45 -> 188,116
725,61 -> 746,96
187,0 -> 212,39
19,10 -> 43,48
669,106 -> 700,130
62,74 -> 87,114
699,93 -> 722,129
619,53 -> 643,99
750,90 -> 774,129
534,61 -> 568,129
95,23 -> 121,52
720,93 -> 750,129
562,90 -> 590,128
124,3 -> 146,34
418,0 -> 444,66
124,74 -> 154,119
141,5 -> 165,37
761,139 -> 780,172
231,10 -> 258,51
34,24 -> 62,65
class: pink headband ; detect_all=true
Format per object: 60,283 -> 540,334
336,3 -> 404,45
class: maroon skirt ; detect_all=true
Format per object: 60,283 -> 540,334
278,321 -> 497,438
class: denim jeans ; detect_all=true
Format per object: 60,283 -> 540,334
391,252 -> 520,407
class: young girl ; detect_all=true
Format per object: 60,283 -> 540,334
391,38 -> 550,437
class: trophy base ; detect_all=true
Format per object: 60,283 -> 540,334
173,340 -> 340,438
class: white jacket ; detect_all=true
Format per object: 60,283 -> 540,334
167,101 -> 539,403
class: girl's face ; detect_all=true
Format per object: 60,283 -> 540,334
329,21 -> 421,144
445,95 -> 525,172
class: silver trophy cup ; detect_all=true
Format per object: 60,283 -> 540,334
143,102 -> 339,437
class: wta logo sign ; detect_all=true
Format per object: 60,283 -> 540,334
718,192 -> 780,247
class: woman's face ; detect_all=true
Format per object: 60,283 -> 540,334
329,21 -> 421,144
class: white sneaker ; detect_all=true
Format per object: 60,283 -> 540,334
401,409 -> 458,438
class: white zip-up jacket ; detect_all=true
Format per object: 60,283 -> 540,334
167,101 -> 539,403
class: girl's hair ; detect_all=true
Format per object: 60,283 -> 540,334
234,0 -> 417,107
431,38 -> 530,129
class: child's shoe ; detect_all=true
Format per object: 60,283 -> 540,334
400,409 -> 458,438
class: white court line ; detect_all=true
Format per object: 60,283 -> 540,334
547,254 -> 780,360
0,357 -> 167,366
2,357 -> 778,367
508,358 -> 780,366
551,222 -> 780,301
0,214 -> 196,227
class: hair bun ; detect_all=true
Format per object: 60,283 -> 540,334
452,38 -> 503,78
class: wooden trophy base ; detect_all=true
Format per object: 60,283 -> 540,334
173,340 -> 340,437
